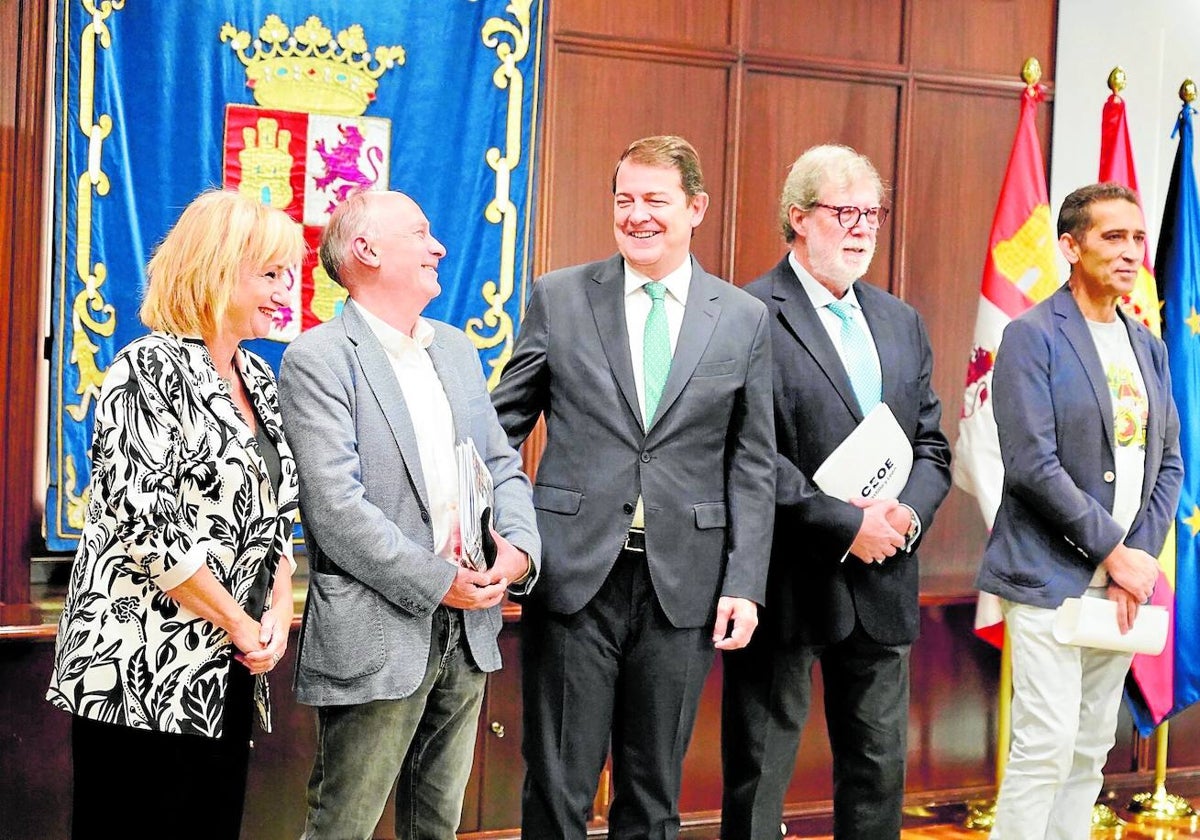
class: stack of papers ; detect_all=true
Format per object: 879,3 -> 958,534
456,439 -> 495,572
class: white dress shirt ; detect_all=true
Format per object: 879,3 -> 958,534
623,256 -> 691,530
624,257 -> 691,422
358,305 -> 459,558
788,251 -> 882,380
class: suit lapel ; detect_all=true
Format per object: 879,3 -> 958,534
342,300 -> 431,512
1055,288 -> 1116,454
771,259 -> 863,421
650,261 -> 719,429
1126,316 -> 1164,510
585,256 -> 643,428
857,284 -> 902,407
426,326 -> 468,442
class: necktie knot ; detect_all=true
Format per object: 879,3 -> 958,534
645,281 -> 667,303
827,299 -> 856,322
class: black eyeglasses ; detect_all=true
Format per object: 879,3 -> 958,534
813,203 -> 889,229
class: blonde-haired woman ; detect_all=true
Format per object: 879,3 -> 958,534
47,189 -> 305,839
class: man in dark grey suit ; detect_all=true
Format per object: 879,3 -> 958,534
492,135 -> 775,839
721,145 -> 952,839
280,190 -> 541,840
978,183 -> 1181,839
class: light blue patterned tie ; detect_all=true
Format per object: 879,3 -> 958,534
643,282 -> 671,425
827,299 -> 881,414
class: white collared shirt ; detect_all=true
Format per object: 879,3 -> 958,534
624,257 -> 691,423
357,305 -> 459,558
623,256 -> 691,529
788,252 -> 882,381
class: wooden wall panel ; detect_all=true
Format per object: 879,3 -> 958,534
734,71 -> 902,287
555,0 -> 734,48
542,51 -> 730,274
910,0 -> 1057,78
745,0 -> 905,65
903,85 -> 1053,582
0,0 -> 46,605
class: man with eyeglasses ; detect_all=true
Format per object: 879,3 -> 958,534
720,144 -> 952,840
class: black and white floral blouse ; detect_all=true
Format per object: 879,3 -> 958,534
46,332 -> 299,737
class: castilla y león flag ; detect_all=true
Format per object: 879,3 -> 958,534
954,84 -> 1059,646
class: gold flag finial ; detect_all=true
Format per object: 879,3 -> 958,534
1182,79 -> 1197,105
1108,66 -> 1127,96
1021,57 -> 1042,88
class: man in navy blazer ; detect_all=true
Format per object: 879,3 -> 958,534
721,145 -> 952,840
493,136 -> 775,840
977,183 -> 1182,839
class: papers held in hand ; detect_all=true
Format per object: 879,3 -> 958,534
1053,597 -> 1168,654
456,439 -> 496,572
812,403 -> 914,502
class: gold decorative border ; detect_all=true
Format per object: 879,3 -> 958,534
54,0 -> 125,538
52,0 -> 545,537
467,0 -> 542,388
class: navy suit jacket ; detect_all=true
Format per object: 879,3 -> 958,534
492,254 -> 776,628
977,285 -> 1182,608
745,258 -> 952,646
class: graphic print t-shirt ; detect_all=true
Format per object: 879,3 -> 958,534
1086,317 -> 1149,586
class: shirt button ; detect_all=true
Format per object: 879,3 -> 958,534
623,502 -> 635,514
640,452 -> 651,463
420,510 -> 430,522
1103,470 -> 1115,483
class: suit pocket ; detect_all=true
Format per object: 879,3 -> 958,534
694,359 -> 737,377
300,571 -> 387,681
533,484 -> 582,515
694,502 -> 727,530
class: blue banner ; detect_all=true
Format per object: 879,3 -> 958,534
48,0 -> 547,549
1154,100 -> 1200,727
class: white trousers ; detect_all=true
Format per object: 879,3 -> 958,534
990,597 -> 1133,840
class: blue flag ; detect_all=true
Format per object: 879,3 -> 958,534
46,1 -> 548,549
1156,99 -> 1200,724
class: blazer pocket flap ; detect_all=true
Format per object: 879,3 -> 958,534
694,359 -> 737,377
694,502 -> 727,529
534,484 -> 583,515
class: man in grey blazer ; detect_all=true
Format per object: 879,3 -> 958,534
492,135 -> 775,839
280,190 -> 541,840
978,183 -> 1181,839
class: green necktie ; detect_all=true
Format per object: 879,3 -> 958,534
643,281 -> 671,425
827,299 -> 881,413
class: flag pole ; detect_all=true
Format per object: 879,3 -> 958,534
1128,721 -> 1196,820
1126,78 -> 1200,825
965,624 -> 1012,830
961,54 -> 1044,831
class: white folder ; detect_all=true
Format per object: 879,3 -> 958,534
813,403 -> 914,502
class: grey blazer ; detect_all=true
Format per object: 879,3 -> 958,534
977,285 -> 1182,609
492,254 -> 775,628
279,300 -> 540,707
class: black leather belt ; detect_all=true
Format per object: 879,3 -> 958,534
623,527 -> 646,554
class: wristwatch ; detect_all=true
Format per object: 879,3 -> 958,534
900,504 -> 920,551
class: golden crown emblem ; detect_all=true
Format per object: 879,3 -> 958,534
221,15 -> 405,117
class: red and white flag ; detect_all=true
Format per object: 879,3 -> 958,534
954,84 -> 1060,646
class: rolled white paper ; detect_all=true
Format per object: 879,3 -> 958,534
1052,597 -> 1168,655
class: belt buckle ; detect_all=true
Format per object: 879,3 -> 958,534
624,527 -> 646,554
